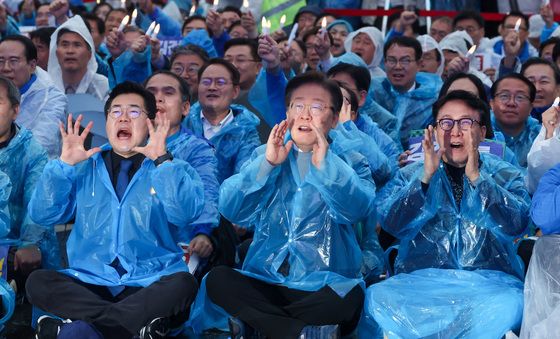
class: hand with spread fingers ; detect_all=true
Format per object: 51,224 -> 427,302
310,122 -> 329,169
265,120 -> 293,166
542,104 -> 560,139
132,111 -> 170,160
465,126 -> 481,184
258,34 -> 281,70
60,114 -> 102,166
422,125 -> 443,184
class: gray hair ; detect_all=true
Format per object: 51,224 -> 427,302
0,76 -> 21,107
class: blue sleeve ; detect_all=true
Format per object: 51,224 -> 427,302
108,47 -> 152,90
234,128 -> 261,175
29,160 -> 78,226
0,172 -> 11,238
248,68 -> 287,127
306,150 -> 376,224
18,12 -> 35,26
384,28 -> 403,42
541,22 -> 559,43
498,57 -> 520,77
148,7 -> 181,37
212,31 -> 230,58
95,53 -> 110,77
150,159 -> 205,227
531,163 -> 560,234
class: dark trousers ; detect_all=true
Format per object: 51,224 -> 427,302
25,270 -> 198,339
206,266 -> 364,339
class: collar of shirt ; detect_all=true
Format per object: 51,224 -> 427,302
201,109 -> 234,139
19,74 -> 37,95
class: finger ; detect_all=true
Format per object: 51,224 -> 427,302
268,123 -> 279,144
146,117 -> 156,136
73,114 -> 83,135
86,147 -> 102,158
81,120 -> 94,141
59,121 -> 67,137
66,113 -> 73,135
284,140 -> 293,152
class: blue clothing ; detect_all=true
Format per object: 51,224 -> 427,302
493,39 -> 536,64
180,29 -> 218,58
0,127 -> 59,268
138,7 -> 181,37
18,12 -> 35,26
219,142 -> 375,295
108,47 -> 152,90
95,53 -> 109,78
377,153 -> 530,280
28,145 -> 205,287
183,103 -> 261,183
1,16 -> 20,38
167,126 -> 219,239
531,162 -> 560,234
369,72 -> 443,148
212,31 -> 230,58
307,0 -> 361,29
354,114 -> 401,174
248,68 -> 288,128
492,115 -> 541,168
541,22 -> 559,44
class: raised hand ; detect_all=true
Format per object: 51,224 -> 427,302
503,30 -> 521,57
465,126 -> 481,183
150,36 -> 162,63
446,56 -> 469,78
189,234 -> 213,258
422,125 -> 443,184
310,122 -> 329,169
258,34 -> 281,70
314,28 -> 332,61
206,9 -> 224,37
106,28 -> 127,59
60,114 -> 101,166
542,104 -> 560,139
398,150 -> 412,167
338,97 -> 353,123
49,0 -> 69,24
241,11 -> 258,39
265,120 -> 293,166
132,111 -> 170,160
130,35 -> 149,54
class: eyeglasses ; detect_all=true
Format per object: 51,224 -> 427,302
504,24 -> 527,31
437,118 -> 480,131
495,92 -> 531,105
200,77 -> 233,88
108,105 -> 146,119
385,57 -> 415,68
224,56 -> 258,65
0,57 -> 22,69
171,64 -> 200,76
289,101 -> 332,116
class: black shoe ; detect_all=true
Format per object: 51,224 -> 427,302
36,316 -> 70,339
138,317 -> 169,339
299,324 -> 340,339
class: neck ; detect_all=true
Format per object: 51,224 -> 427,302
168,125 -> 180,136
499,121 -> 525,137
393,81 -> 414,94
0,123 -> 14,144
240,79 -> 255,91
62,68 -> 88,88
202,108 -> 230,125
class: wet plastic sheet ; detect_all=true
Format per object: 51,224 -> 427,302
366,268 -> 524,338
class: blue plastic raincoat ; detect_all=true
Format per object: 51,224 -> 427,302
377,153 -> 530,279
183,103 -> 261,183
18,68 -> 67,159
531,162 -> 560,234
0,127 -> 59,269
369,72 -> 443,148
137,7 -> 181,38
354,114 -> 401,174
108,46 -> 152,90
492,115 -> 541,168
28,145 -> 205,287
167,126 -> 220,239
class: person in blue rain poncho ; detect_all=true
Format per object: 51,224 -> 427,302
0,170 -> 15,333
0,35 -> 67,159
0,76 -> 59,299
182,58 -> 261,183
490,73 -> 541,168
25,82 -> 204,339
367,91 -> 530,338
145,71 -> 220,263
369,36 -> 443,148
205,72 -> 376,339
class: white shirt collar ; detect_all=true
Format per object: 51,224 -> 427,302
201,109 -> 234,139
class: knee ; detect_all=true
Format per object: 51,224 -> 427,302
25,269 -> 55,306
165,272 -> 198,301
205,266 -> 232,297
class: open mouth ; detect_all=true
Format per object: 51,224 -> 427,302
206,93 -> 219,99
297,125 -> 312,132
117,128 -> 132,140
450,142 -> 463,149
392,73 -> 405,80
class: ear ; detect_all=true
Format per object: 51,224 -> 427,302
489,99 -> 496,112
11,104 -> 19,121
358,90 -> 367,107
29,59 -> 37,72
182,101 -> 191,118
232,85 -> 240,100
479,125 -> 487,140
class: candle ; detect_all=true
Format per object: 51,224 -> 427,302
320,17 -> 327,39
261,16 -> 270,35
130,8 -> 137,27
425,0 -> 431,33
381,0 -> 390,37
514,18 -> 521,32
151,24 -> 160,39
287,22 -> 298,47
242,0 -> 249,12
554,97 -> 560,107
121,0 -> 125,9
212,0 -> 219,11
465,45 -> 476,58
189,5 -> 196,16
117,15 -> 129,32
145,21 -> 156,36
279,14 -> 286,30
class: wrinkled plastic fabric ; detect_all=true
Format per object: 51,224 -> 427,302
0,171 -> 11,238
417,34 -> 444,76
369,72 -> 443,148
137,6 -> 182,38
167,127 -> 220,239
0,279 -> 15,331
183,103 -> 261,183
0,127 -> 60,269
186,274 -> 230,334
366,268 -> 524,339
377,153 -> 530,279
439,30 -> 473,55
531,162 -> 560,234
248,68 -> 288,128
28,145 -> 205,287
18,68 -> 67,159
526,125 -> 559,194
47,16 -> 109,101
180,29 -> 218,58
344,27 -> 385,78
493,131 -> 522,169
520,235 -> 560,338
219,142 -> 375,295
492,115 -> 541,168
108,46 -> 152,90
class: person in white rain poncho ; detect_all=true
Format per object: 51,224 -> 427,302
417,34 -> 444,76
344,27 -> 385,78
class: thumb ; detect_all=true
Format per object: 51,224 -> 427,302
284,140 -> 293,153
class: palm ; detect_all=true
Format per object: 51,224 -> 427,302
266,120 -> 292,166
132,112 -> 170,160
422,126 -> 441,183
60,114 -> 101,165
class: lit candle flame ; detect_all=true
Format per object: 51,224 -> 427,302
213,0 -> 219,8
131,8 -> 137,25
280,14 -> 286,29
117,15 -> 129,31
189,5 -> 195,16
321,17 -> 327,29
465,45 -> 476,57
145,21 -> 156,36
152,23 -> 160,38
261,16 -> 270,35
242,0 -> 249,10
514,18 -> 521,32
554,96 -> 560,107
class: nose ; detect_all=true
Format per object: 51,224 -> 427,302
450,122 -> 463,136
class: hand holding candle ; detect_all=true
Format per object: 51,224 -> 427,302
320,17 -> 327,40
117,15 -> 130,32
145,21 -> 156,36
261,16 -> 270,35
131,8 -> 137,27
514,18 -> 522,32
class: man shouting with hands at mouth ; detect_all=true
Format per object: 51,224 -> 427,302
205,72 -> 376,339
366,90 -> 530,338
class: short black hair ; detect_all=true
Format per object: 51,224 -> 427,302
285,71 -> 343,115
433,90 -> 493,137
170,44 -> 210,66
453,10 -> 485,29
228,21 -> 244,34
553,40 -> 560,63
105,8 -> 126,23
197,58 -> 240,86
0,75 -> 21,107
219,6 -> 241,17
521,57 -> 560,85
384,36 -> 422,60
502,11 -> 529,31
56,28 -> 92,51
539,37 -> 560,57
337,81 -> 359,113
93,2 -> 113,16
1,35 -> 37,61
491,73 -> 536,103
80,13 -> 106,35
327,62 -> 371,92
104,81 -> 157,119
224,38 -> 261,62
438,73 -> 493,138
145,70 -> 191,104
182,15 -> 207,34
29,27 -> 56,47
